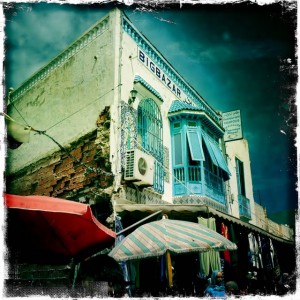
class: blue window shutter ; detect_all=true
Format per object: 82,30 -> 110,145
236,158 -> 241,195
202,131 -> 231,175
202,131 -> 218,166
209,139 -> 231,175
187,130 -> 204,161
174,132 -> 183,165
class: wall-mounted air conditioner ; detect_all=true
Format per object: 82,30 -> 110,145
125,149 -> 154,186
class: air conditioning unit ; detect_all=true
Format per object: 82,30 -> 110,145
125,149 -> 154,186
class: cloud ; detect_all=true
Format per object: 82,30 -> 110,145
4,3 -> 108,88
168,37 -> 290,65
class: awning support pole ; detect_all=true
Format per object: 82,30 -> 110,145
116,210 -> 162,236
166,250 -> 173,289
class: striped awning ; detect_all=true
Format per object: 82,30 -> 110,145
109,219 -> 237,262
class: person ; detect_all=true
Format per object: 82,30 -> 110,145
204,270 -> 226,298
276,273 -> 292,295
75,254 -> 126,297
225,281 -> 239,296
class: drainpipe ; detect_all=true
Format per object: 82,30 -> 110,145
111,9 -> 124,223
111,8 -> 123,192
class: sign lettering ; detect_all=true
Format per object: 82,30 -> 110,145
138,48 -> 193,105
222,110 -> 243,141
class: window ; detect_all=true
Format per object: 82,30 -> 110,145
236,158 -> 246,196
236,157 -> 251,220
138,98 -> 164,193
187,121 -> 197,127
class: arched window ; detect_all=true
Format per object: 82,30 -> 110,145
137,98 -> 164,193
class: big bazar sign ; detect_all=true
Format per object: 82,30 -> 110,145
138,48 -> 193,105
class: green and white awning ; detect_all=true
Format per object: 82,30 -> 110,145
109,219 -> 237,262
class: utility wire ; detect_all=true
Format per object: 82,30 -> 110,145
1,112 -> 112,176
45,85 -> 120,132
1,112 -> 31,130
2,85 -> 121,176
36,130 -> 113,177
4,84 -> 121,135
11,102 -> 30,127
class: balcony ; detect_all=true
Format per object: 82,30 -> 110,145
173,166 -> 203,195
238,194 -> 252,221
204,168 -> 226,205
173,166 -> 226,207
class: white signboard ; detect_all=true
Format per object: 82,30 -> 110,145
222,110 -> 243,141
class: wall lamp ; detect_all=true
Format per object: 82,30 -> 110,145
128,89 -> 138,105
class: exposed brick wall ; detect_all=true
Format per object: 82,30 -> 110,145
6,107 -> 113,212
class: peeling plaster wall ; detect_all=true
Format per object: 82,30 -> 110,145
279,223 -> 294,240
6,108 -> 113,204
254,202 -> 268,231
6,11 -> 119,176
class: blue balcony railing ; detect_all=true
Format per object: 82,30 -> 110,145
173,166 -> 226,207
204,168 -> 226,205
188,166 -> 201,182
238,194 -> 252,220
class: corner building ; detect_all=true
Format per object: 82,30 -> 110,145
7,8 -> 233,215
6,8 -> 295,296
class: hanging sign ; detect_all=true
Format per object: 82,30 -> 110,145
222,110 -> 243,141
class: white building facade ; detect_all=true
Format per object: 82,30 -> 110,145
225,138 -> 256,224
7,8 -> 233,215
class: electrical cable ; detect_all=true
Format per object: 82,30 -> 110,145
37,130 -> 112,177
1,112 -> 113,177
11,102 -> 30,127
45,85 -> 121,132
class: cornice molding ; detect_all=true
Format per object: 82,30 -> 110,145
134,75 -> 163,102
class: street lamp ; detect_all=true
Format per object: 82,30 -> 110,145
128,89 -> 138,105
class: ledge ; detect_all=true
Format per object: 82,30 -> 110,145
134,75 -> 163,102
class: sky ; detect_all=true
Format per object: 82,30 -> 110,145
2,1 -> 298,226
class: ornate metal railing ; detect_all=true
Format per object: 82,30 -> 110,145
173,166 -> 226,206
204,168 -> 225,205
238,194 -> 252,220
